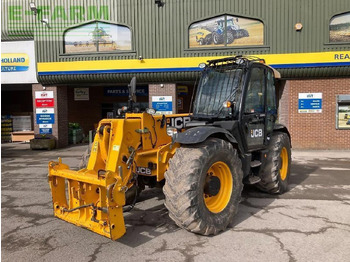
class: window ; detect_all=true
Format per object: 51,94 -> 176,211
266,70 -> 277,134
189,15 -> 263,48
64,22 -> 132,54
330,12 -> 350,43
244,67 -> 265,114
266,70 -> 277,114
336,95 -> 350,129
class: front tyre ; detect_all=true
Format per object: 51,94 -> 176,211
163,138 -> 243,235
257,132 -> 291,194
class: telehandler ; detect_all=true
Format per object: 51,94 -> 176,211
48,56 -> 291,240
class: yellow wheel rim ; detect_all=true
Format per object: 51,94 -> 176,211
204,161 -> 233,213
280,147 -> 288,181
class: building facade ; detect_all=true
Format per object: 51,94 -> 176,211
1,0 -> 350,149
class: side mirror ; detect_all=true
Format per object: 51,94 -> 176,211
128,77 -> 137,103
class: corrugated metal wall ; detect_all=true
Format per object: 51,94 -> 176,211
2,0 -> 350,83
1,0 -> 35,40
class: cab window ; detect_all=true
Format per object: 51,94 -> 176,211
244,67 -> 265,114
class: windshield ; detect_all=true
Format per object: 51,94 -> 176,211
193,66 -> 244,119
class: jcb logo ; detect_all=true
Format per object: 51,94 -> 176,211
166,116 -> 191,129
136,166 -> 152,175
251,129 -> 263,138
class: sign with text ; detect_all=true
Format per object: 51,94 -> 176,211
1,41 -> 38,84
74,88 -> 89,101
177,86 -> 188,95
36,108 -> 55,124
39,124 -> 53,134
36,98 -> 54,107
298,93 -> 322,113
104,86 -> 148,96
1,53 -> 29,72
35,91 -> 54,99
152,96 -> 173,115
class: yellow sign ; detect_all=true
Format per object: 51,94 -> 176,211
1,53 -> 29,72
177,86 -> 188,95
37,51 -> 350,75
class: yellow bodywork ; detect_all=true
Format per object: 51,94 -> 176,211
48,113 -> 188,240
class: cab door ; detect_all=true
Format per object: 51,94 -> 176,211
241,65 -> 267,151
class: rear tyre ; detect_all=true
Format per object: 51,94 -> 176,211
163,138 -> 243,235
257,132 -> 291,194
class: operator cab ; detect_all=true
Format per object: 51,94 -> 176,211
191,56 -> 281,152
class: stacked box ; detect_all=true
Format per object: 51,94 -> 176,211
1,117 -> 13,143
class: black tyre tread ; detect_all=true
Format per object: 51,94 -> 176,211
163,138 -> 243,235
257,132 -> 291,194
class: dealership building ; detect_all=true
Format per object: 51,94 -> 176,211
1,0 -> 350,149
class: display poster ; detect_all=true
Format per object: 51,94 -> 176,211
298,93 -> 322,113
36,108 -> 55,124
152,96 -> 173,115
74,88 -> 89,101
338,105 -> 350,129
39,124 -> 53,134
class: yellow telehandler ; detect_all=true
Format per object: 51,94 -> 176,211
48,56 -> 291,240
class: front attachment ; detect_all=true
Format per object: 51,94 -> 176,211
48,159 -> 126,240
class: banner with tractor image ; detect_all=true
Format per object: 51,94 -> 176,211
330,12 -> 350,43
64,22 -> 132,54
189,15 -> 264,48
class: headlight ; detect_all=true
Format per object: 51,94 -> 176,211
146,108 -> 156,115
166,127 -> 178,137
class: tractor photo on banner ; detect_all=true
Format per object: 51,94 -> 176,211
189,15 -> 264,48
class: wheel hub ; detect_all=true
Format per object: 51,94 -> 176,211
204,175 -> 221,196
203,161 -> 233,213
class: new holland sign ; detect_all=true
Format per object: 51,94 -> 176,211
1,53 -> 29,72
1,41 -> 38,84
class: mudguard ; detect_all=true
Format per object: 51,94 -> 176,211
273,124 -> 291,145
175,126 -> 237,145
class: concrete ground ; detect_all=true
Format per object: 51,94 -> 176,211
1,143 -> 350,262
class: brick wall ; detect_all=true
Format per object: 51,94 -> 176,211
148,84 -> 177,113
287,78 -> 350,149
278,80 -> 290,129
56,86 -> 68,148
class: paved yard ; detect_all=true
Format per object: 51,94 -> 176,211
1,143 -> 350,262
